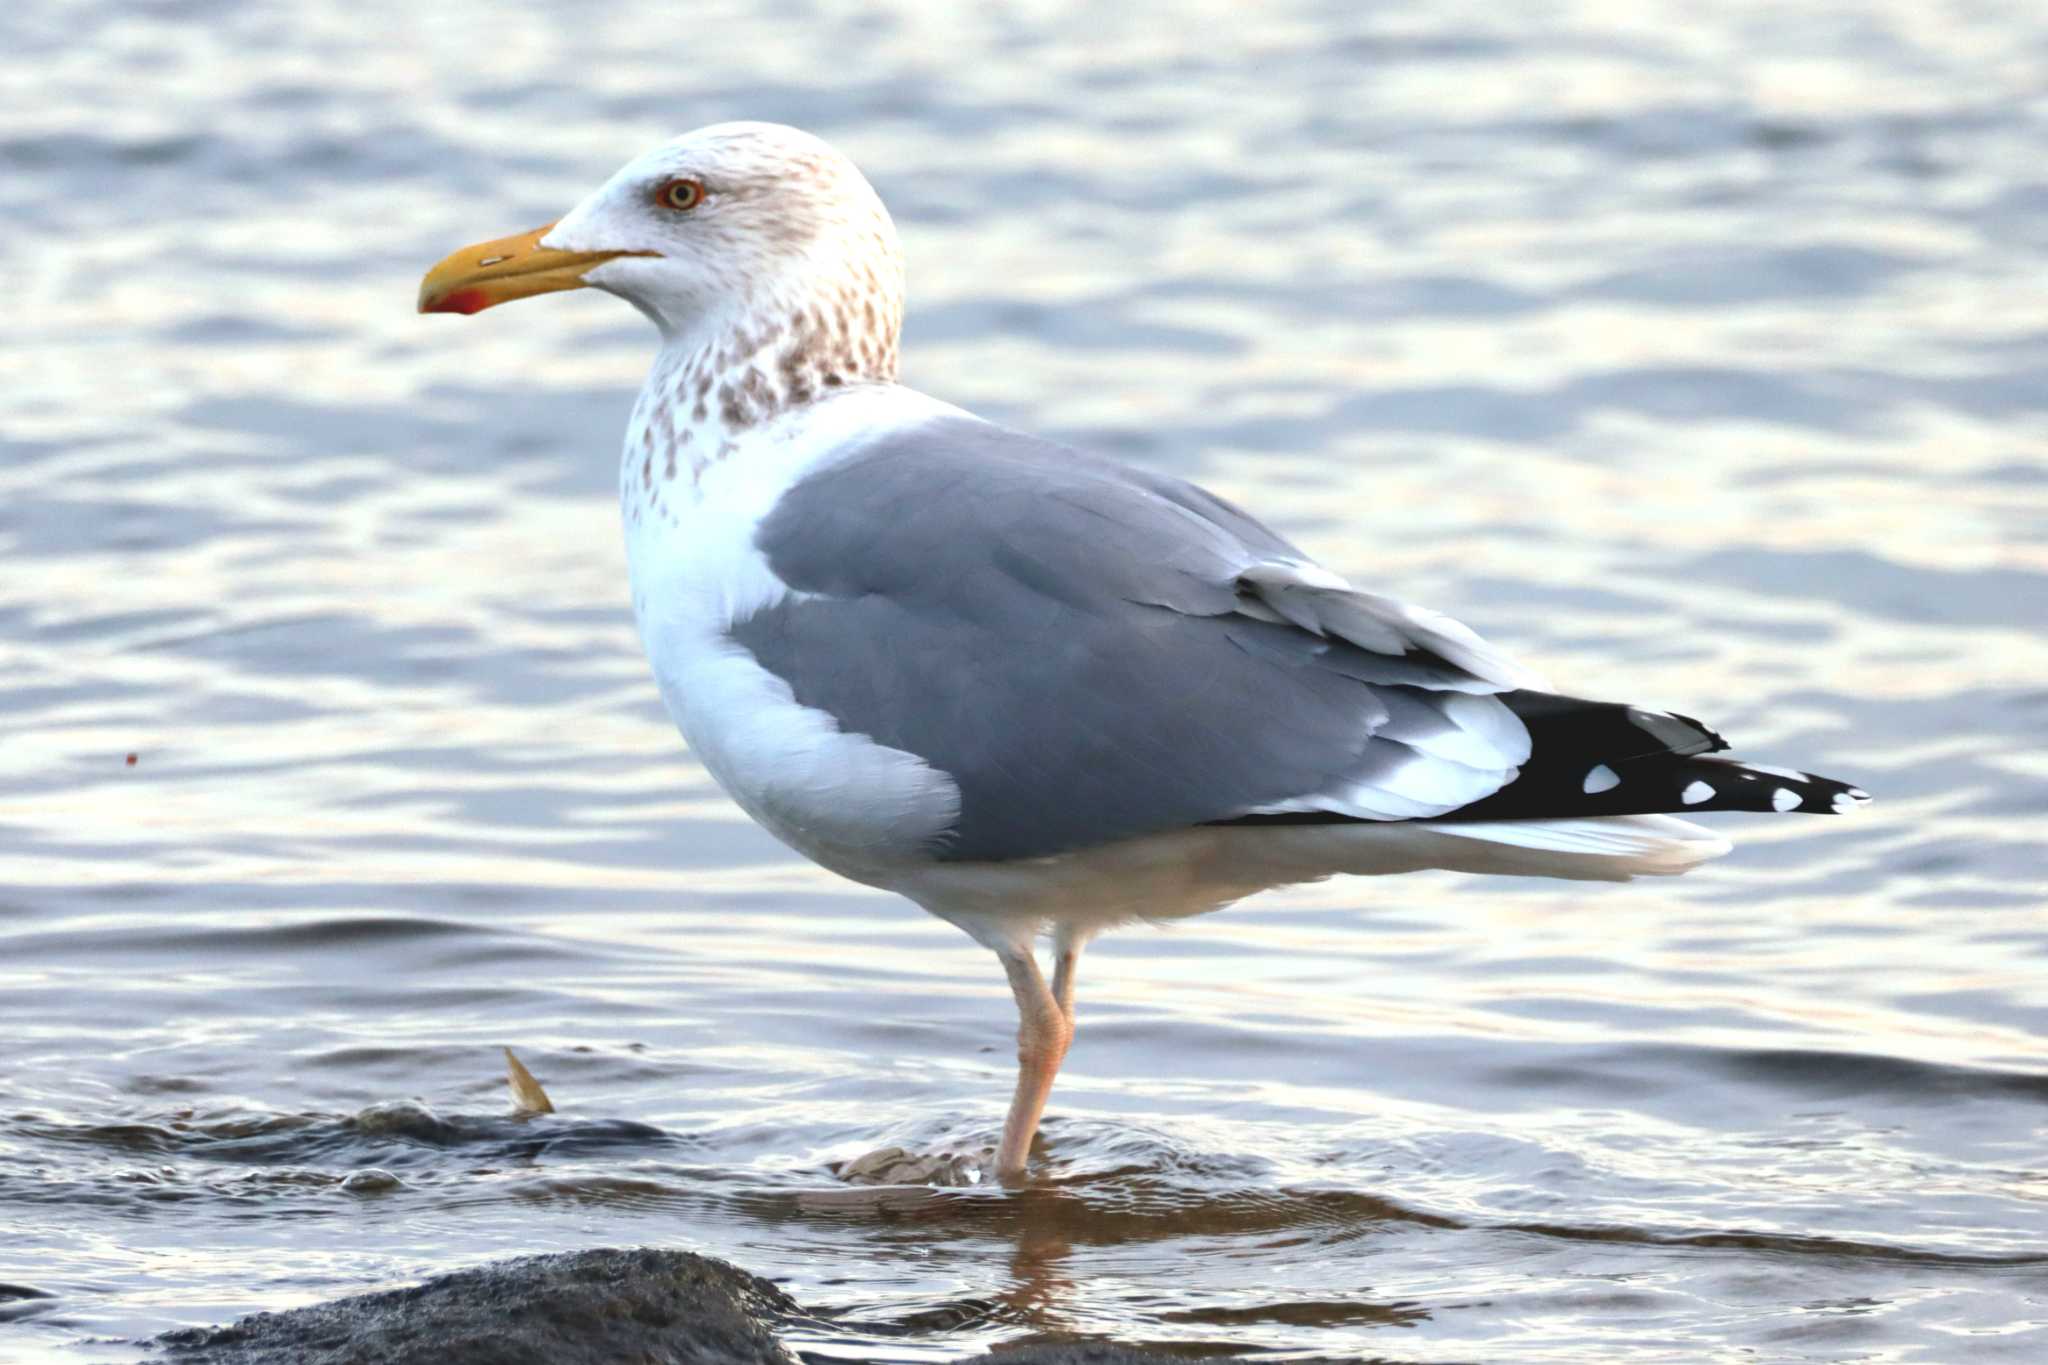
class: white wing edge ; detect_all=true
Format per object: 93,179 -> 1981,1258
1234,561 -> 1552,693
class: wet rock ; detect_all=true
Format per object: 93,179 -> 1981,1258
147,1247 -> 799,1364
834,1143 -> 985,1187
338,1167 -> 401,1194
142,1246 -> 1284,1364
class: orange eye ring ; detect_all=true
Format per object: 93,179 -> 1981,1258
656,178 -> 705,212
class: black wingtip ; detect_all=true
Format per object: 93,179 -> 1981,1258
1680,759 -> 1870,815
1434,740 -> 1868,823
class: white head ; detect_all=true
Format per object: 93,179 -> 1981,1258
420,122 -> 904,392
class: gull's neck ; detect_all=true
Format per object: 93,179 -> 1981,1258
620,271 -> 903,523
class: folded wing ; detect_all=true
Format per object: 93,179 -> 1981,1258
730,417 -> 1535,862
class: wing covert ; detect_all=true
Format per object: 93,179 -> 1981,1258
730,416 -> 1533,861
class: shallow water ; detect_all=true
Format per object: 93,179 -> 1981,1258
5,0 -> 2047,1360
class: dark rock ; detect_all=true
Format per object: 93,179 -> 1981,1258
147,1247 -> 799,1364
142,1246 -> 1298,1364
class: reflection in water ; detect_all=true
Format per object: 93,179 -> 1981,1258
6,0 -> 2048,1360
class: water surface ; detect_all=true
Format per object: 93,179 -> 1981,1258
5,1 -> 2047,1360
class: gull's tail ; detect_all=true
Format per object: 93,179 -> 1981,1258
1218,688 -> 1867,882
1436,692 -> 1871,822
1390,690 -> 1867,882
1406,812 -> 1737,881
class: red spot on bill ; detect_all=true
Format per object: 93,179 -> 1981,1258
425,287 -> 492,315
124,753 -> 138,766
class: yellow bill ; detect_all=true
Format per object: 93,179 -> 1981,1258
418,224 -> 649,315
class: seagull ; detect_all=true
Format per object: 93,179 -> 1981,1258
418,122 -> 1868,1182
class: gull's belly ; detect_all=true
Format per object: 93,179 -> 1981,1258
622,492 -> 960,890
640,609 -> 958,885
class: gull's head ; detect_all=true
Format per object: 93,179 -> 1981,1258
419,122 -> 903,359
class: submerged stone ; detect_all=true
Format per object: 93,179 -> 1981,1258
338,1167 -> 401,1194
834,1143 -> 984,1187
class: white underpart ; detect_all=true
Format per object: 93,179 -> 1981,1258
625,385 -> 974,886
906,815 -> 1733,949
1417,816 -> 1731,871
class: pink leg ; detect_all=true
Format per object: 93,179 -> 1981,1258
993,945 -> 1074,1181
1050,924 -> 1092,1024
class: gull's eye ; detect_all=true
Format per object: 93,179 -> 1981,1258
655,178 -> 705,212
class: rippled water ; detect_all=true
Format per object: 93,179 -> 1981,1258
6,1 -> 2047,1360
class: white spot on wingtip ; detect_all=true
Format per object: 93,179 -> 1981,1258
1583,764 -> 1620,794
1771,786 -> 1801,812
1834,790 -> 1870,812
1681,780 -> 1714,805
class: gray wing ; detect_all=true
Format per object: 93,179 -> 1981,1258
732,415 -> 1537,862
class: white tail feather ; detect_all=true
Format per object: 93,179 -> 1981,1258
1416,815 -> 1732,879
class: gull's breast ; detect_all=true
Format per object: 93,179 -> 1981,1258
618,384 -> 971,883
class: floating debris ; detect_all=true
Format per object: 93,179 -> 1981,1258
504,1048 -> 554,1115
